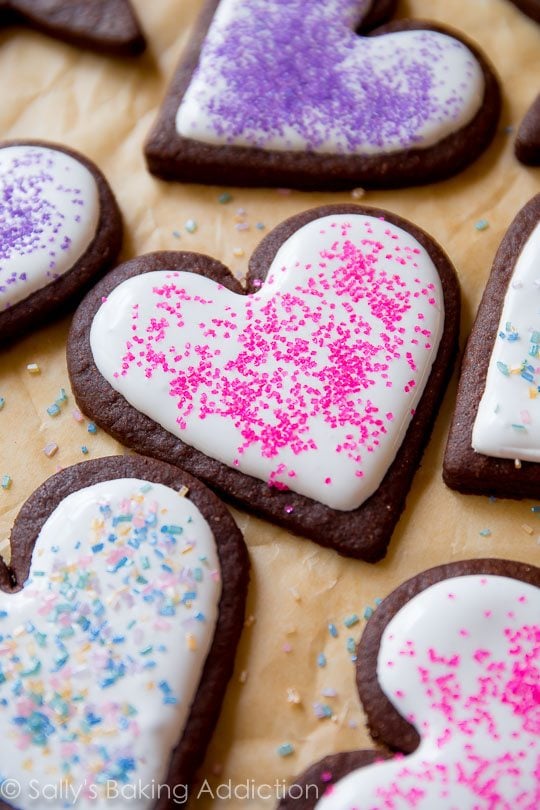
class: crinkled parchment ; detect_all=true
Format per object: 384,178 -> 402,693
0,1 -> 539,807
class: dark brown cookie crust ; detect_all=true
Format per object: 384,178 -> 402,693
67,204 -> 460,562
0,140 -> 122,345
515,94 -> 540,165
0,454 -> 249,810
279,558 -> 540,809
443,195 -> 540,497
507,0 -> 540,23
0,0 -> 145,56
144,0 -> 500,190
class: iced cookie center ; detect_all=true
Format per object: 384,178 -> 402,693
0,145 -> 99,311
90,214 -> 444,511
176,0 -> 484,155
0,478 -> 221,810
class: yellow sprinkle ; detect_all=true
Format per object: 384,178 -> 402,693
13,624 -> 26,637
26,363 -> 40,374
22,758 -> 33,771
239,669 -> 248,684
182,544 -> 194,555
146,681 -> 155,691
521,524 -> 534,535
287,687 -> 301,704
233,247 -> 245,257
178,485 -> 189,497
529,387 -> 538,399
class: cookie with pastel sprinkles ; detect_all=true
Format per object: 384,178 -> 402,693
0,454 -> 249,810
67,204 -> 460,561
278,558 -> 540,809
444,194 -> 540,498
0,141 -> 122,343
144,0 -> 500,189
0,0 -> 145,56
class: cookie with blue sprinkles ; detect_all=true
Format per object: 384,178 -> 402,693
0,454 -> 249,809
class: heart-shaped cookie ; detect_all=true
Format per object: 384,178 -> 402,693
0,141 -> 122,343
0,0 -> 145,55
68,205 -> 460,561
0,455 -> 248,809
444,194 -> 540,498
278,559 -> 540,810
145,0 -> 500,188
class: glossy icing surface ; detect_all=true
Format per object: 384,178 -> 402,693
90,214 -> 444,511
176,0 -> 484,155
0,478 -> 221,809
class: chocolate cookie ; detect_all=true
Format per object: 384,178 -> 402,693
0,0 -> 145,55
444,195 -> 540,498
0,454 -> 249,809
507,0 -> 540,22
515,94 -> 540,165
144,0 -> 500,190
0,140 -> 122,343
279,558 -> 540,809
68,204 -> 460,562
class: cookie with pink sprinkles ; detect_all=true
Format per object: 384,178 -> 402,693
67,204 -> 459,561
278,558 -> 540,810
145,0 -> 500,189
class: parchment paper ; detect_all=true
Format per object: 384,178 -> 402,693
0,1 -> 539,808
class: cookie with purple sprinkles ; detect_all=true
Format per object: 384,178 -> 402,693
145,0 -> 500,190
0,454 -> 249,809
0,0 -> 145,55
278,559 -> 540,809
0,141 -> 122,343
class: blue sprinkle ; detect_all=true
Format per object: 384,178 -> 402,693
183,591 -> 197,603
91,543 -> 104,554
531,506 -> 540,513
1,475 -> 11,490
193,568 -> 203,582
364,606 -> 374,620
317,653 -> 327,668
374,598 -> 383,606
81,445 -> 89,455
87,422 -> 97,434
346,637 -> 356,654
161,524 -> 183,535
474,219 -> 489,231
277,743 -> 294,757
0,611 -> 7,619
479,528 -> 492,537
328,623 -> 338,638
194,611 -> 206,622
108,556 -> 128,573
496,361 -> 510,376
47,403 -> 61,417
344,614 -> 359,628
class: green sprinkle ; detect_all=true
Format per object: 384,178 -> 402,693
511,424 -> 527,432
346,637 -> 356,654
344,614 -> 359,628
55,389 -> 68,406
140,483 -> 153,493
277,743 -> 294,757
475,219 -> 489,231
185,219 -> 197,234
496,361 -> 510,376
161,524 -> 183,535
47,403 -> 61,417
1,475 -> 12,490
479,528 -> 492,537
364,606 -> 374,620
141,556 -> 150,570
218,192 -> 232,204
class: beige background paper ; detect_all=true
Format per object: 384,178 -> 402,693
0,0 -> 539,807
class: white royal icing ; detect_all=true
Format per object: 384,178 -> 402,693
90,214 -> 444,511
0,478 -> 221,809
317,574 -> 540,809
176,0 -> 484,155
473,223 -> 540,461
0,145 -> 99,311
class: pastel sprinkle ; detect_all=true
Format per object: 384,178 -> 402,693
521,524 -> 534,535
479,528 -> 492,537
46,403 -> 61,417
72,409 -> 84,423
317,653 -> 327,668
172,230 -> 181,239
346,637 -> 356,654
218,192 -> 232,204
328,623 -> 338,638
26,363 -> 40,374
1,475 -> 12,490
43,442 -> 58,458
0,397 -> 5,410
364,606 -> 374,619
351,187 -> 365,200
185,219 -> 197,234
313,702 -> 333,719
87,422 -> 97,434
474,219 -> 489,231
81,446 -> 89,455
277,743 -> 294,757
344,614 -> 359,628
287,688 -> 301,704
